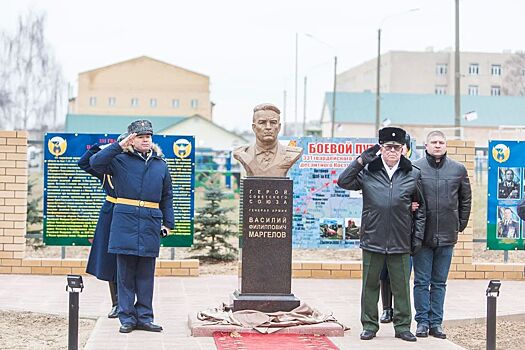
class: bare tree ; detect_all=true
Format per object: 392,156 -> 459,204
0,10 -> 64,130
502,52 -> 525,96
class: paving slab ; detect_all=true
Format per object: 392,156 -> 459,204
1,274 -> 524,349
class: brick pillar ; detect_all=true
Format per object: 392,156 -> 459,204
446,140 -> 477,278
0,131 -> 28,273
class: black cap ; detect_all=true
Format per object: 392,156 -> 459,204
378,127 -> 406,145
127,120 -> 153,135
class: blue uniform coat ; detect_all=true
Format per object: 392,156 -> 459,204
78,144 -> 117,281
89,142 -> 174,257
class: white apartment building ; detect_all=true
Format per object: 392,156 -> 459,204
337,49 -> 522,97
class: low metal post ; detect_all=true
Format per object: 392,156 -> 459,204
66,275 -> 84,350
485,280 -> 501,350
68,291 -> 79,350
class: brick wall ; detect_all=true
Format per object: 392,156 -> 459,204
292,140 -> 525,280
0,131 -> 199,276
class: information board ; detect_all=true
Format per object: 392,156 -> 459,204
288,137 -> 376,249
487,140 -> 525,250
43,133 -> 195,247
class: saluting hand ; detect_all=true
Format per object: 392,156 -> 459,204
359,144 -> 380,165
119,133 -> 136,149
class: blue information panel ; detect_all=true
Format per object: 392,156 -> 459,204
487,141 -> 525,250
288,137 -> 376,249
43,133 -> 195,247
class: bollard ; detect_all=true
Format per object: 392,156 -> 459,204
66,275 -> 84,350
485,280 -> 501,350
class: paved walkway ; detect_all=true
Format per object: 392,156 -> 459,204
1,274 -> 524,349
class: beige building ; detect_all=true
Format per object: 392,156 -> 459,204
68,56 -> 212,119
337,50 -> 519,97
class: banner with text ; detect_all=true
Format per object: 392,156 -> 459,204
287,137 -> 376,248
43,133 -> 195,247
487,140 -> 525,250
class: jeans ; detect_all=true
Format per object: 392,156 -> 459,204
412,245 -> 454,328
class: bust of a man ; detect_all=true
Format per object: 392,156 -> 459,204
233,103 -> 303,177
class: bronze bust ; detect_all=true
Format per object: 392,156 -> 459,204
233,103 -> 303,177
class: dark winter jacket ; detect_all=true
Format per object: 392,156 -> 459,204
89,142 -> 174,257
77,144 -> 117,281
337,156 -> 426,254
413,151 -> 472,247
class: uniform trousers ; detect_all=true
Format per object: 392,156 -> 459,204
116,254 -> 156,326
361,250 -> 412,333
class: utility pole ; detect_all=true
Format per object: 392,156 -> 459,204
303,76 -> 307,136
294,32 -> 299,136
331,56 -> 337,138
283,90 -> 287,136
375,28 -> 382,131
375,8 -> 420,133
454,0 -> 461,137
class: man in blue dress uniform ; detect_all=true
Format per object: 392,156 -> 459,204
90,120 -> 174,333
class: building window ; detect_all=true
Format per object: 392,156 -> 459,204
89,97 -> 96,106
150,98 -> 157,108
191,99 -> 198,109
108,97 -> 116,106
468,85 -> 479,96
469,63 -> 479,75
131,98 -> 139,107
436,64 -> 448,75
491,85 -> 501,96
435,85 -> 447,95
172,99 -> 180,108
491,65 -> 501,76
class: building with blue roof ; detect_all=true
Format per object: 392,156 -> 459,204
321,92 -> 525,146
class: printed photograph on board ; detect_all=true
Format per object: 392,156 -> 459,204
497,167 -> 521,200
344,217 -> 360,240
496,206 -> 520,239
319,218 -> 344,242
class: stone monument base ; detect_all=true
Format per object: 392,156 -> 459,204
231,290 -> 300,313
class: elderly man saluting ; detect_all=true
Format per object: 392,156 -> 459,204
337,127 -> 426,342
90,120 -> 174,333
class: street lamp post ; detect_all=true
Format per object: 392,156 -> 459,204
375,28 -> 382,131
454,0 -> 461,137
331,56 -> 337,138
304,34 -> 337,138
375,8 -> 420,131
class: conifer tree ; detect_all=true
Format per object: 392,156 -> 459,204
191,181 -> 237,261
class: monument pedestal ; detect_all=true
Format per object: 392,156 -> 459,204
232,177 -> 300,312
231,291 -> 300,313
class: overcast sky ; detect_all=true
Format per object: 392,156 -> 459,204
2,0 -> 524,132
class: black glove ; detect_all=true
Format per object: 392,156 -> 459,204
359,144 -> 380,165
411,237 -> 423,256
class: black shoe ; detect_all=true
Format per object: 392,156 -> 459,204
136,322 -> 163,332
119,324 -> 135,333
416,324 -> 429,337
429,325 -> 447,339
360,330 -> 376,340
380,308 -> 393,323
108,305 -> 118,319
395,331 -> 417,342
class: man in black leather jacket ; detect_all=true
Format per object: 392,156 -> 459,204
412,130 -> 472,339
338,127 -> 426,342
